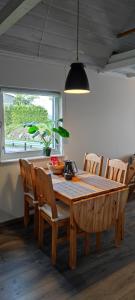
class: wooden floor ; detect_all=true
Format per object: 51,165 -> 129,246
0,200 -> 135,300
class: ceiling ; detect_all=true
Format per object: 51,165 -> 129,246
0,0 -> 135,73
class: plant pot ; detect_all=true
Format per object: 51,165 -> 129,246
43,147 -> 51,156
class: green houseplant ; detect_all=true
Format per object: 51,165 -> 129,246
24,118 -> 70,156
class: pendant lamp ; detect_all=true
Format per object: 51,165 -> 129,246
64,0 -> 90,94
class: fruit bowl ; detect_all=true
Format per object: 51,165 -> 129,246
47,162 -> 64,175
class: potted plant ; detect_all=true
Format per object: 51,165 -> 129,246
24,118 -> 70,156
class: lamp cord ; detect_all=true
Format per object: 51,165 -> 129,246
76,0 -> 79,61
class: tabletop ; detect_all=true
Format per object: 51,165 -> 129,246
51,171 -> 125,205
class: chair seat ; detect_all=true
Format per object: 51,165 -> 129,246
40,201 -> 70,221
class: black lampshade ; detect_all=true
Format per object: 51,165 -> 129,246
64,62 -> 90,94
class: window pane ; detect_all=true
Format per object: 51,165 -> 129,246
3,90 -> 60,155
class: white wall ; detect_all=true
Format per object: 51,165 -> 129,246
0,53 -> 135,220
64,70 -> 135,168
0,54 -> 66,220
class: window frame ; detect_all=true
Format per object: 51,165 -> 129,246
0,87 -> 63,161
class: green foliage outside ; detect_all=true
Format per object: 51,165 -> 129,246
5,104 -> 49,127
5,94 -> 50,142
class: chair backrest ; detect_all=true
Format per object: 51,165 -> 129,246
83,153 -> 103,176
125,161 -> 135,185
105,158 -> 128,184
73,188 -> 128,233
34,167 -> 57,219
19,159 -> 35,194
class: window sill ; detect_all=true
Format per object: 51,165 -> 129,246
0,154 -> 64,165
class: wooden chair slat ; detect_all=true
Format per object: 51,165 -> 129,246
109,167 -> 114,180
113,168 -> 119,181
93,161 -> 97,174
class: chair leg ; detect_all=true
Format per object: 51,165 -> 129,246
51,223 -> 58,266
96,232 -> 101,251
67,224 -> 70,241
84,233 -> 90,255
69,218 -> 77,269
120,213 -> 125,240
115,220 -> 121,247
38,212 -> 45,248
34,205 -> 39,239
24,199 -> 30,227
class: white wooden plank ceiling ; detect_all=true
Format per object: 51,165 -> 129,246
0,0 -> 135,70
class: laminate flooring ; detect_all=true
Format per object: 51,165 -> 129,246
0,200 -> 135,300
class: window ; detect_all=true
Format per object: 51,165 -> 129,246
0,88 -> 62,160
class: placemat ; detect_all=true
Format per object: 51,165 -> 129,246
53,181 -> 96,199
80,176 -> 122,190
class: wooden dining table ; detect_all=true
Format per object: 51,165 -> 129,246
51,171 -> 126,269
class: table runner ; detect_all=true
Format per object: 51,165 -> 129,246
80,175 -> 123,190
53,181 -> 96,199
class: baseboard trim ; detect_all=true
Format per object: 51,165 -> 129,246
0,216 -> 24,226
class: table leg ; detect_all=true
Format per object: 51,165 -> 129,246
69,207 -> 77,269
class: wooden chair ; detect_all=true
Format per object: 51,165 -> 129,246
72,188 -> 129,268
104,158 -> 128,240
19,159 -> 38,237
34,167 -> 70,266
83,153 -> 103,176
125,161 -> 135,200
105,158 -> 128,184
